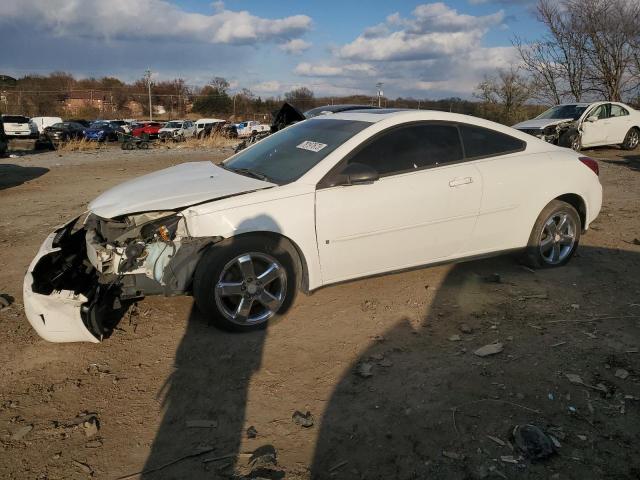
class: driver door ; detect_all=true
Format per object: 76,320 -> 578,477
314,122 -> 482,284
581,104 -> 610,147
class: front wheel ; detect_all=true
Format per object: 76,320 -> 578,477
523,200 -> 581,268
622,128 -> 640,150
193,236 -> 296,331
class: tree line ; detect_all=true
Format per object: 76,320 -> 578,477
476,0 -> 640,125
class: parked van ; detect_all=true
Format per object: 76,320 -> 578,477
30,117 -> 63,135
195,118 -> 225,136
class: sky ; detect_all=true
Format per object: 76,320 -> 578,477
0,0 -> 543,99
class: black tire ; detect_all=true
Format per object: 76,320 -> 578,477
193,235 -> 297,332
523,200 -> 581,269
560,130 -> 581,151
622,128 -> 640,150
139,141 -> 150,150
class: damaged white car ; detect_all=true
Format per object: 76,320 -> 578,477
513,101 -> 640,151
24,110 -> 602,343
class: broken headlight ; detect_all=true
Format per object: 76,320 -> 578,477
139,214 -> 181,242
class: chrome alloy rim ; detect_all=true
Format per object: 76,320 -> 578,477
628,130 -> 639,148
539,212 -> 577,265
214,252 -> 287,325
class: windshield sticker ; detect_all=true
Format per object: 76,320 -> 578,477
296,141 -> 328,153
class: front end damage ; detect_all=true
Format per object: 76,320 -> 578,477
24,213 -> 221,343
519,120 -> 578,146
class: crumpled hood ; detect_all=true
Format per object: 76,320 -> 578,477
89,162 -> 275,219
512,118 -> 574,130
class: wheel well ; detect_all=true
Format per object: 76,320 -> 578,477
228,231 -> 310,294
555,193 -> 586,228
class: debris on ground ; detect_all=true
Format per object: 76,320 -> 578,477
474,342 -> 504,357
442,450 -> 465,460
459,323 -> 473,334
615,369 -> 630,380
512,424 -> 556,460
72,459 -> 93,475
249,445 -> 278,469
448,334 -> 462,342
85,439 -> 103,448
355,362 -> 373,378
82,417 -> 99,438
292,410 -> 315,428
565,373 -> 584,385
486,434 -> 507,447
247,426 -> 258,438
0,293 -> 13,311
11,424 -> 33,440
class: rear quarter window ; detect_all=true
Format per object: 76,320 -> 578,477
460,124 -> 526,159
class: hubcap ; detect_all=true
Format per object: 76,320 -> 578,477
629,131 -> 639,148
214,252 -> 287,325
538,212 -> 577,265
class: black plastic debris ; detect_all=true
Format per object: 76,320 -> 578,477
512,424 -> 556,460
292,410 -> 315,428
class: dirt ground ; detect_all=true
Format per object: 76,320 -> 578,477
1,143 -> 639,480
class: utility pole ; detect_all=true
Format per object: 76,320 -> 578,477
376,82 -> 384,108
144,69 -> 153,121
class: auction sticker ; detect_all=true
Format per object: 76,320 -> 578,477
296,141 -> 327,152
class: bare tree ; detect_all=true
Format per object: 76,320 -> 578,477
568,0 -> 640,101
475,67 -> 532,124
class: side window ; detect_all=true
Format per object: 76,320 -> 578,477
610,104 -> 629,117
348,124 -> 463,176
588,104 -> 609,120
459,124 -> 525,159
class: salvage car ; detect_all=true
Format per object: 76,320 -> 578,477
158,120 -> 196,141
24,109 -> 602,343
513,101 -> 640,151
132,121 -> 165,140
1,114 -> 37,138
44,122 -> 86,143
83,121 -> 122,142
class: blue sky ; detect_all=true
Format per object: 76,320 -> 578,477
0,0 -> 543,99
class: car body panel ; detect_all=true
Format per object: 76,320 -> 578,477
88,162 -> 276,218
30,117 -> 63,134
23,225 -> 99,343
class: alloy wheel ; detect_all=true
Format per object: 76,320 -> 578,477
538,212 -> 577,265
214,252 -> 287,326
628,130 -> 639,149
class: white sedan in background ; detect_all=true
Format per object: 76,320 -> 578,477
513,101 -> 640,151
24,109 -> 602,342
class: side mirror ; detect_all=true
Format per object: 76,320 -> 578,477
586,115 -> 598,123
335,162 -> 380,186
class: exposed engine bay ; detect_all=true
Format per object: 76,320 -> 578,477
26,213 -> 221,341
518,120 -> 578,147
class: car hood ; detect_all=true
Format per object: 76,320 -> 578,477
159,127 -> 179,132
89,162 -> 275,219
85,127 -> 107,133
512,118 -> 574,129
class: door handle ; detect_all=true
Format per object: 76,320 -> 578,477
449,177 -> 473,187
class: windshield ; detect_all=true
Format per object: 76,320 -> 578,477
89,122 -> 109,129
223,118 -> 370,184
536,104 -> 588,120
2,115 -> 29,123
165,121 -> 183,128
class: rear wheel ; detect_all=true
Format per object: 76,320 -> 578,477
622,128 -> 640,150
193,236 -> 296,331
523,200 -> 581,268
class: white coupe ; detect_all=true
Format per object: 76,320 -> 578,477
24,109 -> 602,342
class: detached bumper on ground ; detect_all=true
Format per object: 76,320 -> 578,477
23,219 -> 103,343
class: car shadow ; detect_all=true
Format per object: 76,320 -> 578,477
0,164 -> 49,190
311,245 -> 640,479
141,215 -> 290,479
140,242 -> 640,479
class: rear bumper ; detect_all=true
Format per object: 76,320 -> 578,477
23,221 -> 100,343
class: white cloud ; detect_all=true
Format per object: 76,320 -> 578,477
295,62 -> 376,77
0,0 -> 312,45
280,39 -> 312,55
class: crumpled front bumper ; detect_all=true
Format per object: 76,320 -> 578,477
23,222 -> 100,343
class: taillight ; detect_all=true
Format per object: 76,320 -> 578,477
579,156 -> 599,176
